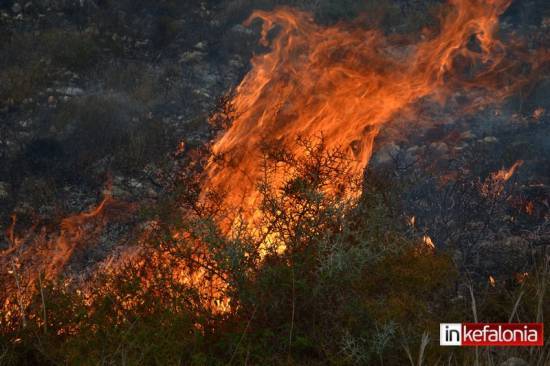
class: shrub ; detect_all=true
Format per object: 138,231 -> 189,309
1,138 -> 547,365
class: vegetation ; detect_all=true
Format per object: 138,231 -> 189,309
0,1 -> 548,365
1,140 -> 548,365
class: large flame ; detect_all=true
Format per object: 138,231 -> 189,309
202,0 -> 546,231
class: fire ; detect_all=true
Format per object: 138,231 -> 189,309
515,272 -> 528,284
45,194 -> 112,280
1,0 -> 548,332
422,235 -> 436,250
1,193 -> 117,327
480,160 -> 524,197
202,0 -> 547,232
492,160 -> 524,182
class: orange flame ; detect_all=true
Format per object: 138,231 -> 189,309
422,235 -> 436,250
202,0 -> 546,231
492,160 -> 523,182
1,192 -> 117,327
45,194 -> 112,280
515,272 -> 528,284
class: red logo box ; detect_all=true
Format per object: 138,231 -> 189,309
462,323 -> 543,347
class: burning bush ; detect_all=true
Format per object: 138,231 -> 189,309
1,136 -> 549,365
0,139 -> 453,364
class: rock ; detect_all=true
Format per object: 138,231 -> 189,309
128,178 -> 143,189
404,145 -> 422,163
500,357 -> 528,366
194,41 -> 207,50
18,119 -> 31,128
430,141 -> 449,154
56,87 -> 84,96
230,24 -> 254,37
460,130 -> 476,140
406,145 -> 420,155
179,50 -> 205,63
12,3 -> 22,13
482,136 -> 498,143
372,143 -> 400,164
0,182 -> 10,200
146,188 -> 158,198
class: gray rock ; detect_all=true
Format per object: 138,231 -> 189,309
430,141 -> 449,154
56,87 -> 84,96
194,41 -> 207,51
406,145 -> 420,155
500,357 -> 528,366
372,143 -> 400,164
12,3 -> 22,13
179,50 -> 205,63
460,130 -> 476,140
231,24 -> 254,37
146,188 -> 158,198
128,178 -> 143,189
18,119 -> 31,128
482,136 -> 498,143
